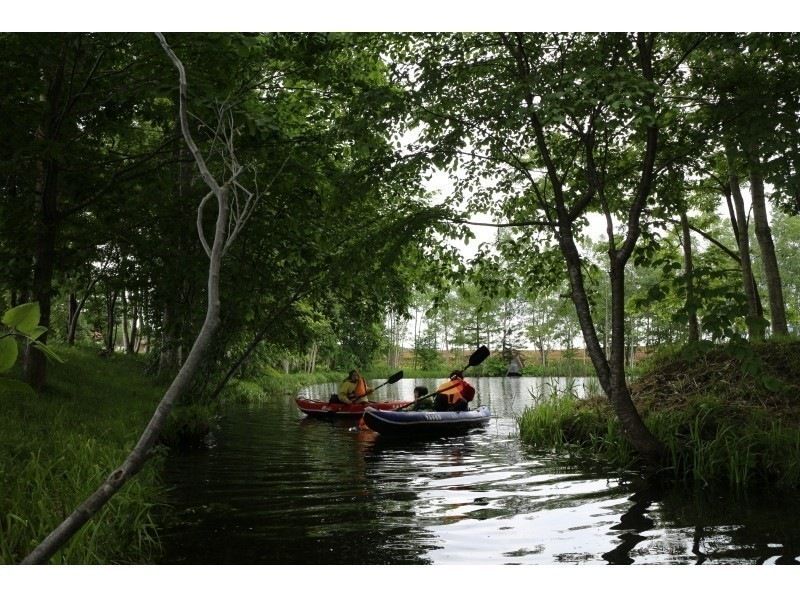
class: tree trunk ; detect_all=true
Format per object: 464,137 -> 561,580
67,278 -> 97,346
128,297 -> 139,354
556,232 -> 664,462
24,39 -> 69,392
105,290 -> 118,352
499,31 -> 665,463
680,211 -> 700,342
67,293 -> 78,339
121,291 -> 130,351
412,305 -> 419,370
748,157 -> 788,336
308,342 -> 317,374
158,303 -> 177,374
25,213 -> 57,390
727,158 -> 765,340
608,261 -> 664,462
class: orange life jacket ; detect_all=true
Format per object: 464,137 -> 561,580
354,376 -> 368,399
436,378 -> 476,405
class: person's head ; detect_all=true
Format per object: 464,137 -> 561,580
347,369 -> 359,382
449,370 -> 463,380
413,385 -> 429,399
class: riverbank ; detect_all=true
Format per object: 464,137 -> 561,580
0,345 -> 169,564
366,361 -> 609,380
517,339 -> 800,488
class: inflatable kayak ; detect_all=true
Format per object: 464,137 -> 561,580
362,406 -> 491,436
295,397 -> 413,417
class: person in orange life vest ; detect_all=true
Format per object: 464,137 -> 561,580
335,369 -> 372,404
433,370 -> 475,412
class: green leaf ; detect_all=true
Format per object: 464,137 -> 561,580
26,326 -> 48,341
2,303 -> 40,335
29,340 -> 64,364
762,375 -> 784,393
0,336 -> 18,373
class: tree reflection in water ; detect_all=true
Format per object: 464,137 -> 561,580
602,485 -> 662,565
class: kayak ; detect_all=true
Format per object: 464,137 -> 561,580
295,397 -> 413,417
362,405 -> 491,436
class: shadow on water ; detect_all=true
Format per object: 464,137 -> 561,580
156,377 -> 800,564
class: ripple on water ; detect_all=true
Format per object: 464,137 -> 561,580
158,379 -> 800,565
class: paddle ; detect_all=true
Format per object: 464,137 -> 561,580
395,345 -> 490,411
353,369 -> 403,401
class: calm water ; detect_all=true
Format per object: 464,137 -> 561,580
158,377 -> 800,564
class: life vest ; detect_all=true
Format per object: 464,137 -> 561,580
353,376 -> 368,399
436,378 -> 475,405
340,376 -> 368,399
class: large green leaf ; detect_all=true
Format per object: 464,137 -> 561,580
0,336 -> 18,373
2,303 -> 40,335
27,326 -> 48,341
29,340 -> 64,364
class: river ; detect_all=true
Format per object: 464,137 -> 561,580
157,377 -> 800,565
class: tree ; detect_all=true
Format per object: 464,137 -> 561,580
386,33 -> 683,461
685,33 -> 795,337
0,33 -> 181,390
22,33 -> 267,564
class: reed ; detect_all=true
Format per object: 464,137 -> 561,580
517,390 -> 800,489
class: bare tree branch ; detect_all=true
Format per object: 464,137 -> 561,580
196,190 -> 214,258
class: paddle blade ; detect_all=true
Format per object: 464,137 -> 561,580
387,370 -> 403,384
468,345 -> 490,368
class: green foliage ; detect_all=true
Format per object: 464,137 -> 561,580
219,371 -> 342,404
0,336 -> 17,373
158,402 -> 216,449
2,303 -> 39,333
475,355 -> 507,377
0,302 -> 62,373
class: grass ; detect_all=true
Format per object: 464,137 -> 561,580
517,339 -> 800,489
219,369 -> 342,404
0,345 -> 168,564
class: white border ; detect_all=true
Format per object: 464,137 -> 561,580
3,1 -> 799,32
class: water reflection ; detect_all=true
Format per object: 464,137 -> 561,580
157,377 -> 800,565
602,482 -> 662,565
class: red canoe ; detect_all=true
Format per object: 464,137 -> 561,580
295,397 -> 413,417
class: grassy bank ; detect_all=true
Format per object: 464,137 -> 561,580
219,369 -> 342,403
0,347 -> 364,563
0,345 -> 168,564
518,339 -> 800,489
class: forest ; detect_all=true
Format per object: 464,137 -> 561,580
2,32 -> 800,565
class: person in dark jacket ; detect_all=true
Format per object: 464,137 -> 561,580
411,385 -> 432,410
